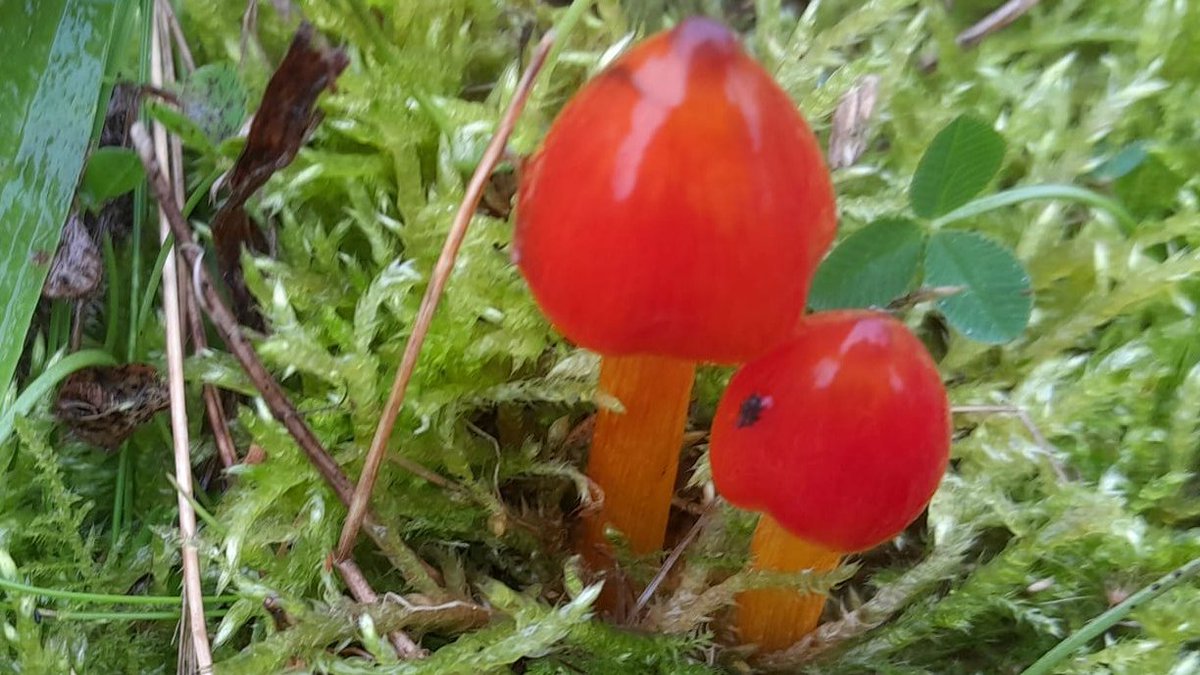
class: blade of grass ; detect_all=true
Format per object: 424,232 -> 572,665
0,578 -> 238,606
931,184 -> 1137,234
102,234 -> 122,354
38,608 -> 229,622
110,442 -> 131,547
1020,556 -> 1200,675
0,0 -> 126,396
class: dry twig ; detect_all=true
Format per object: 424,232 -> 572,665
335,558 -> 425,659
633,502 -> 716,620
956,0 -> 1043,48
334,30 -> 557,562
827,75 -> 881,170
157,0 -> 195,73
149,6 -> 212,670
131,124 -> 442,594
952,404 -> 1069,480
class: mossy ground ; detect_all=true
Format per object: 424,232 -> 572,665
2,0 -> 1200,672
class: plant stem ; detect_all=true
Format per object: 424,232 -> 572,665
578,354 -> 694,613
39,608 -> 228,622
0,578 -> 237,606
110,442 -> 130,546
150,5 -> 213,666
738,515 -> 842,653
1020,556 -> 1200,675
102,234 -> 122,354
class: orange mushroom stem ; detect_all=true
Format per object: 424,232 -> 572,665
514,17 -> 836,611
578,356 -> 694,566
710,311 -> 951,651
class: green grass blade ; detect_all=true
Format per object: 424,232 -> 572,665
0,0 -> 125,396
931,184 -> 1138,234
1020,557 -> 1200,675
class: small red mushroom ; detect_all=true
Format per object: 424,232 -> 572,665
514,16 -> 836,611
709,310 -> 950,651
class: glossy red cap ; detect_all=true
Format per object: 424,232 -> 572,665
709,311 -> 950,552
514,17 -> 836,364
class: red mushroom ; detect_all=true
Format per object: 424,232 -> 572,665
709,310 -> 950,651
514,16 -> 836,606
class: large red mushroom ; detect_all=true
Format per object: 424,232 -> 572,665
514,17 -> 836,609
709,310 -> 951,651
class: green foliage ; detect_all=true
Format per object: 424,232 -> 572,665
180,63 -> 248,143
77,148 -> 145,211
4,0 -> 1200,672
808,218 -> 924,311
0,0 -> 129,400
924,230 -> 1032,343
909,115 -> 1006,219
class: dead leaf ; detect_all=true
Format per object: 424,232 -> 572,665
55,364 -> 170,449
224,22 -> 348,204
43,214 -> 102,299
212,21 -> 348,328
828,75 -> 881,170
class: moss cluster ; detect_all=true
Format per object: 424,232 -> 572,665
2,0 -> 1199,672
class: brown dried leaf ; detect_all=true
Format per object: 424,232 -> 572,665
223,21 -> 348,204
213,21 -> 348,327
827,75 -> 881,170
42,214 -> 102,299
55,364 -> 170,448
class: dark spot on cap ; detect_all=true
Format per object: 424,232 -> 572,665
737,393 -> 770,428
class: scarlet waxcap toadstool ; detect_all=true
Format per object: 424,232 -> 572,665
513,17 -> 837,611
709,310 -> 950,650
515,16 -> 836,363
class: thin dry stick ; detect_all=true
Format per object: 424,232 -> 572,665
335,558 -> 424,659
157,0 -> 195,74
633,502 -> 716,620
130,124 -> 442,594
151,0 -> 236,471
334,31 -> 557,562
956,0 -> 1043,48
150,8 -> 212,671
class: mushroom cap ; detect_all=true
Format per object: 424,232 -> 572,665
514,17 -> 836,364
709,310 -> 950,553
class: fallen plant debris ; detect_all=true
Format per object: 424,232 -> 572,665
41,214 -> 102,300
53,364 -> 169,449
211,21 -> 349,328
827,75 -> 881,170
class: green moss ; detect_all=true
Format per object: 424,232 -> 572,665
2,0 -> 1199,671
